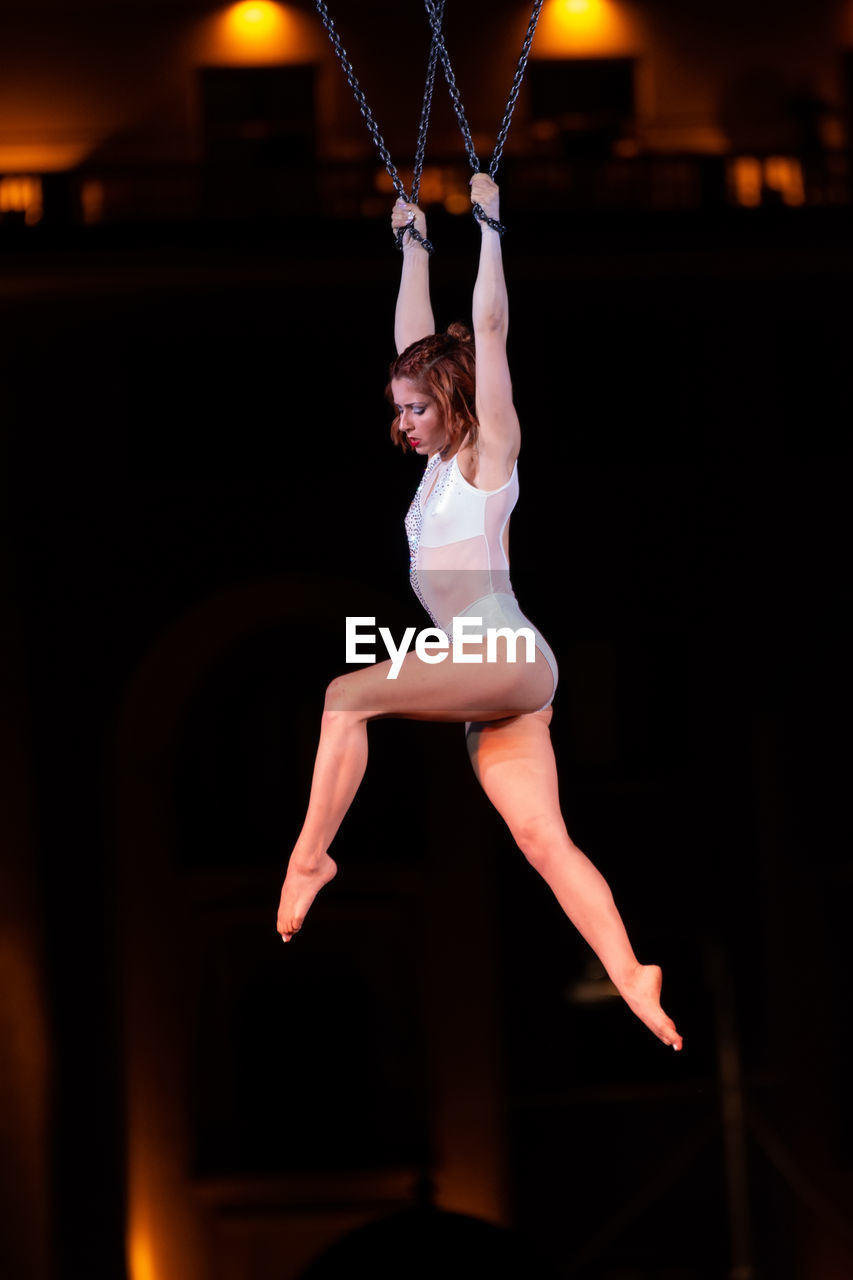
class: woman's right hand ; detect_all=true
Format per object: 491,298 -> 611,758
391,198 -> 427,246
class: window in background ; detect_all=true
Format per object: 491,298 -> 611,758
0,175 -> 43,226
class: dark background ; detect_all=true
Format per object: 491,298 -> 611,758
4,202 -> 850,1278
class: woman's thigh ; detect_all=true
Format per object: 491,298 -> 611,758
329,643 -> 555,723
465,706 -> 564,832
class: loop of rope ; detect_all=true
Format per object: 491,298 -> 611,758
421,0 -> 480,171
317,0 -> 545,245
419,0 -> 503,233
422,0 -> 544,235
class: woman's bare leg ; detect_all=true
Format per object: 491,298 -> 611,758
466,707 -> 682,1049
277,645 -> 555,940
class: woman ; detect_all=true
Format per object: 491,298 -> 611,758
277,174 -> 682,1050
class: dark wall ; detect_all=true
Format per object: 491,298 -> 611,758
2,203 -> 851,1278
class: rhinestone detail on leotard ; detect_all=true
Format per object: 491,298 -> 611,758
404,451 -> 443,618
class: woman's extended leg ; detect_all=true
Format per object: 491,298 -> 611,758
466,707 -> 682,1049
276,644 -> 555,940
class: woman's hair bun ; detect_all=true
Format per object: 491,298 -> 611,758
446,321 -> 473,344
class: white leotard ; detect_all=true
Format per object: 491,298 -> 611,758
405,450 -> 558,710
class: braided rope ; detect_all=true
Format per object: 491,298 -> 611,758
315,0 -> 443,252
411,0 -> 445,205
488,0 -> 545,178
316,0 -> 544,244
423,0 -> 545,235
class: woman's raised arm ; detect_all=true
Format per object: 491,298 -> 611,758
392,199 -> 435,355
470,175 -> 520,471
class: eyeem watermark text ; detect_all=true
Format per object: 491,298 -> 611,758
346,616 -> 536,679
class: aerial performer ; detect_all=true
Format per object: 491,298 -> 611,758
278,1 -> 682,1050
277,174 -> 682,1050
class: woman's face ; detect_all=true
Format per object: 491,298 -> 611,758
391,377 -> 448,457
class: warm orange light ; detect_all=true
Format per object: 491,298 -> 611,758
764,156 -> 805,206
128,1224 -> 158,1280
0,176 -> 43,225
372,164 -> 472,215
197,2 -> 320,64
535,0 -> 642,56
0,144 -> 91,171
222,1 -> 292,50
730,156 -> 762,208
728,155 -> 805,208
229,1 -> 281,34
80,180 -> 105,226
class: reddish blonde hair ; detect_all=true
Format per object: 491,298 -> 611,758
386,323 -> 478,453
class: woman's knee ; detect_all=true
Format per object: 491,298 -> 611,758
513,814 -> 568,870
324,673 -> 357,713
323,672 -> 375,719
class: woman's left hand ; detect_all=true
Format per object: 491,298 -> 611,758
470,173 -> 500,222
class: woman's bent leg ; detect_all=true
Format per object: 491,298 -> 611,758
277,645 -> 555,940
276,702 -> 366,939
466,708 -> 682,1049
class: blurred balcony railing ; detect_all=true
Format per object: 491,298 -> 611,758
1,149 -> 851,229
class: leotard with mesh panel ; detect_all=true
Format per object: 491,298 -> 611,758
404,449 -> 558,711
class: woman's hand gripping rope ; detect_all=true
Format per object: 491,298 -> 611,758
392,197 -> 430,251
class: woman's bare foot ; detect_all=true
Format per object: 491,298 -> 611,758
616,963 -> 683,1050
277,850 -> 337,941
